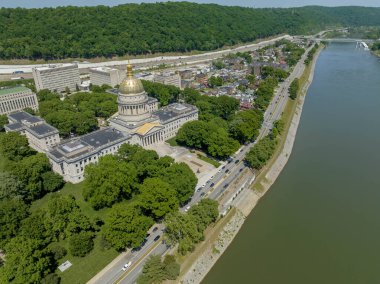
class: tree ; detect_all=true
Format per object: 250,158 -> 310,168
205,129 -> 240,159
50,245 -> 67,261
229,109 -> 263,143
41,172 -> 64,193
69,231 -> 94,257
0,114 -> 8,132
212,60 -> 226,70
161,163 -> 197,205
83,155 -> 138,209
162,255 -> 180,280
138,178 -> 179,220
137,254 -> 180,284
9,153 -> 53,201
208,76 -> 223,88
164,211 -> 202,254
245,136 -> 277,170
103,202 -> 154,250
41,273 -> 61,284
0,132 -> 35,161
20,210 -> 53,246
137,255 -> 166,284
0,237 -> 54,284
0,198 -> 29,248
0,172 -> 25,200
188,199 -> 219,232
289,78 -> 300,100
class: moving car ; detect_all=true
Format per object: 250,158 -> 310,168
122,261 -> 132,271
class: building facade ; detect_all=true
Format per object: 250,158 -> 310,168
47,128 -> 131,183
89,67 -> 125,87
154,72 -> 182,89
0,86 -> 38,115
5,111 -> 60,153
32,64 -> 80,93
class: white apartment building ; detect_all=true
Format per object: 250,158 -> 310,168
154,72 -> 182,89
5,111 -> 60,153
32,64 -> 80,93
0,86 -> 38,115
89,67 -> 125,87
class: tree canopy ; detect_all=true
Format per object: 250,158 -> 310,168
1,4 -> 380,60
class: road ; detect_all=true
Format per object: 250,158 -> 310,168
112,43 -> 315,284
90,225 -> 164,284
0,35 -> 291,74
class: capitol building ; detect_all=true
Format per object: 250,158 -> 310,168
45,64 -> 198,183
109,64 -> 198,147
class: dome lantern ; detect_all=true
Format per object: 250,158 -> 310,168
119,64 -> 145,95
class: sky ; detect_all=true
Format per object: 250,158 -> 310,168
1,0 -> 380,8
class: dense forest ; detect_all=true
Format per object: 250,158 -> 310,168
1,3 -> 380,60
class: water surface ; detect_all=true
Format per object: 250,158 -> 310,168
203,42 -> 380,284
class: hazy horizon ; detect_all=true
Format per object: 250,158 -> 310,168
1,0 -> 380,8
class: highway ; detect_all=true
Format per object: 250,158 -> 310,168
0,35 -> 291,74
109,43 -> 315,284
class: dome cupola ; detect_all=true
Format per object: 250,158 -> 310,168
119,64 -> 145,95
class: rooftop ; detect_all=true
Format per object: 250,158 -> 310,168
136,122 -> 162,135
0,86 -> 31,96
33,63 -> 78,72
48,128 -> 130,161
28,123 -> 59,137
154,103 -> 197,123
8,111 -> 43,124
90,66 -> 119,73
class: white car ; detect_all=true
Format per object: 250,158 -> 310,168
122,261 -> 132,271
185,205 -> 191,212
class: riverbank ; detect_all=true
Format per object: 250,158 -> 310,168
177,46 -> 323,284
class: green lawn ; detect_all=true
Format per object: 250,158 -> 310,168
31,182 -> 118,284
196,154 -> 221,168
56,235 -> 118,284
166,137 -> 178,147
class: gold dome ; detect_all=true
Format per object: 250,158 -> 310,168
119,64 -> 145,95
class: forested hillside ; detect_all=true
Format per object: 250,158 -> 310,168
1,3 -> 380,60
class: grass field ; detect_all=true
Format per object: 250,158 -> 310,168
196,154 -> 221,168
166,137 -> 178,147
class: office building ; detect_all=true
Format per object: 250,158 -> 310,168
32,64 -> 80,93
89,67 -> 125,87
154,72 -> 182,89
0,86 -> 38,115
5,111 -> 60,153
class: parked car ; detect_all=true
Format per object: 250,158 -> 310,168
122,261 -> 132,271
153,227 -> 158,232
210,183 -> 215,188
154,235 -> 161,242
185,205 -> 191,212
200,192 -> 206,198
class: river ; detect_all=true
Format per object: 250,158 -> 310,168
203,42 -> 380,284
